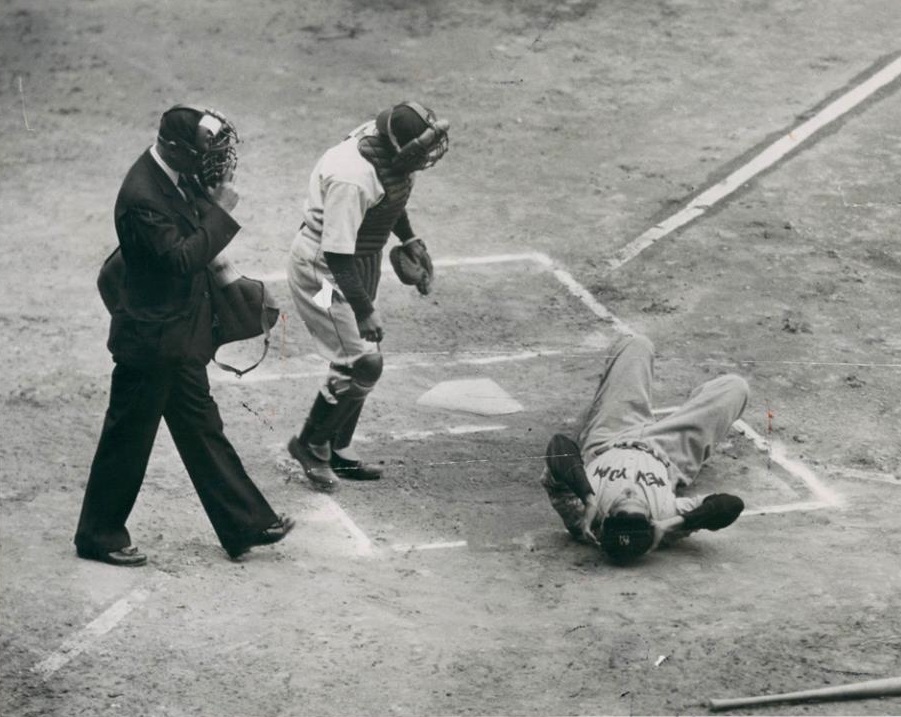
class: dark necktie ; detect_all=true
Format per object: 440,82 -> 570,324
177,174 -> 196,204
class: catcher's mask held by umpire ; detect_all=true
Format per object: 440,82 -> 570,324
601,512 -> 655,564
376,101 -> 450,171
158,104 -> 240,187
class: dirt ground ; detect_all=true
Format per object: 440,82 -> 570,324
2,1 -> 901,715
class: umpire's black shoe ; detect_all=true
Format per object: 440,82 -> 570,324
228,515 -> 296,560
287,436 -> 340,493
330,453 -> 383,481
253,514 -> 296,546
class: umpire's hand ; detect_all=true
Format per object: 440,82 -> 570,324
211,180 -> 239,213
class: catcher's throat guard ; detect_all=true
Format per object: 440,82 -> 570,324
379,101 -> 449,170
158,104 -> 240,187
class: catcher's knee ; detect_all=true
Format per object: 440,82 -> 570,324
627,333 -> 654,355
725,374 -> 750,415
327,354 -> 384,398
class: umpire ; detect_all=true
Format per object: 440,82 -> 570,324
74,105 -> 294,566
286,101 -> 450,492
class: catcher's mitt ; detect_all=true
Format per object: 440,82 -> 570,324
389,237 -> 434,295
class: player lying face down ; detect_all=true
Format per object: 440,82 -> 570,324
540,333 -> 749,564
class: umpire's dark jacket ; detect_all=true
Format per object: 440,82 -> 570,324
105,149 -> 239,367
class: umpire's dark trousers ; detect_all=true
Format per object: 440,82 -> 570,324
75,361 -> 278,558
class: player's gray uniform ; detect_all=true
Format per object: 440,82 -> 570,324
286,121 -> 392,364
543,333 -> 749,539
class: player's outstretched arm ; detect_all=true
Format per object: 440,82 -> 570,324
680,493 -> 744,532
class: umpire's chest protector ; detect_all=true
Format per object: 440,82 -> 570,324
354,136 -> 413,255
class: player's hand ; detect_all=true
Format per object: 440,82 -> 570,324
651,515 -> 686,549
210,180 -> 239,212
357,311 -> 384,344
576,498 -> 600,545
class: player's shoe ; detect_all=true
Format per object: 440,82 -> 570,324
287,436 -> 340,493
330,453 -> 383,481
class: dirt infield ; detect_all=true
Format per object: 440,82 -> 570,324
2,1 -> 901,715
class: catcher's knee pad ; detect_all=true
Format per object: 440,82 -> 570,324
327,354 -> 384,399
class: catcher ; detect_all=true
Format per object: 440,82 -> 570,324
541,332 -> 749,564
286,101 -> 449,491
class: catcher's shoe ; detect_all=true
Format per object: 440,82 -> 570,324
330,453 -> 383,481
287,436 -> 340,493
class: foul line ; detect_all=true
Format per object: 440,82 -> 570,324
608,54 -> 901,270
33,589 -> 150,678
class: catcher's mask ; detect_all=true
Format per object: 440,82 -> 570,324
158,104 -> 239,187
600,512 -> 655,564
376,101 -> 449,171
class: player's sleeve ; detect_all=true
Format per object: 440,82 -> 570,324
320,181 -> 369,255
324,252 -> 374,320
392,211 -> 415,242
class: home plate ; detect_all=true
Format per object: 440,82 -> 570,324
416,378 -> 524,415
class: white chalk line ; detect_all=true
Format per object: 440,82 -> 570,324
211,346 -> 563,384
742,501 -> 832,517
33,588 -> 150,678
608,54 -> 901,270
306,493 -> 374,557
731,419 -> 843,508
390,540 -> 468,552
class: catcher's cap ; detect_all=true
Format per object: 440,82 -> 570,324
600,512 -> 655,564
376,101 -> 449,170
376,103 -> 429,147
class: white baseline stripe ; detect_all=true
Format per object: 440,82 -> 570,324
391,540 -> 468,552
732,419 -> 842,507
609,54 -> 901,270
257,252 -> 541,284
211,349 -> 562,384
33,589 -> 150,677
742,501 -> 832,517
312,496 -> 374,556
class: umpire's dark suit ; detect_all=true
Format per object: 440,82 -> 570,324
75,149 -> 278,559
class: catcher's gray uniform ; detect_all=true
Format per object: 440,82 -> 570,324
542,333 -> 749,550
285,102 -> 449,490
286,122 -> 390,363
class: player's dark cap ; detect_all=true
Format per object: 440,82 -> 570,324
600,512 -> 655,564
158,105 -> 203,149
376,104 -> 429,146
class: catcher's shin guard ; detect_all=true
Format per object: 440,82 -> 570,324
305,354 -> 383,447
298,392 -> 334,448
332,399 -> 365,451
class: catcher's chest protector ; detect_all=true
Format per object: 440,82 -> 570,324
355,136 -> 413,255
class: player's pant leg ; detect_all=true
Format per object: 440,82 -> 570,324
286,242 -> 370,362
640,374 -> 749,484
577,333 -> 656,460
327,252 -> 383,450
163,364 -> 278,556
74,363 -> 168,554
